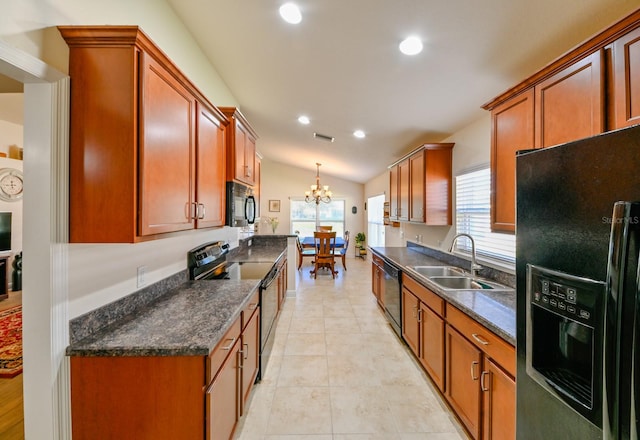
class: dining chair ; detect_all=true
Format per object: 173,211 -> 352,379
332,230 -> 350,270
296,234 -> 317,270
310,231 -> 338,279
317,225 -> 333,232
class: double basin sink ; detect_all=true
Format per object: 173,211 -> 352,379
406,266 -> 511,292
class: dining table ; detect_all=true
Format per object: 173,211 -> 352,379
301,236 -> 345,249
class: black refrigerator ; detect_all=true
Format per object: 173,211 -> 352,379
516,124 -> 640,439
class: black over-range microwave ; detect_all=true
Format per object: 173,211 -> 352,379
226,182 -> 255,227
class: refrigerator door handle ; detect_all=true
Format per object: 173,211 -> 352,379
604,201 -> 640,440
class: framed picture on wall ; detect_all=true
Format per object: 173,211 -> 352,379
269,200 -> 280,212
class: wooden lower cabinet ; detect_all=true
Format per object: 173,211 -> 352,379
482,358 -> 516,440
445,325 -> 483,439
400,273 -> 515,440
241,307 -> 260,414
207,337 -> 241,440
371,255 -> 384,307
71,310 -> 261,440
401,276 -> 446,392
402,288 -> 420,355
70,356 -> 206,439
420,303 -> 445,391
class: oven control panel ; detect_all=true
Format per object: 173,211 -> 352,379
527,264 -> 604,325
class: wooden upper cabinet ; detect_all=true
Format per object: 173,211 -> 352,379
534,50 -> 605,149
409,150 -> 425,222
389,165 -> 399,221
612,26 -> 640,128
139,53 -> 196,236
220,107 -> 258,186
424,144 -> 454,225
59,26 -> 228,242
398,159 -> 410,222
196,102 -> 227,229
490,89 -> 534,233
389,143 -> 453,226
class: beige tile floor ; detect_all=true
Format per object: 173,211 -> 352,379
235,256 -> 468,440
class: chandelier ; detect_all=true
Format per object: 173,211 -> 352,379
305,163 -> 332,204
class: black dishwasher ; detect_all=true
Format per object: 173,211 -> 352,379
382,260 -> 402,337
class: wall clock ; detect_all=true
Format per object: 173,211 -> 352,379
0,168 -> 23,202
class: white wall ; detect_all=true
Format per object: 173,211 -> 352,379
364,114 -> 492,250
259,158 -> 366,242
1,0 -> 241,319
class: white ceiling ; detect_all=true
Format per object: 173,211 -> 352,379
165,1 -> 638,183
9,2 -> 640,183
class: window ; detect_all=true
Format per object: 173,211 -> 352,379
455,167 -> 515,264
367,194 -> 385,247
290,199 -> 345,237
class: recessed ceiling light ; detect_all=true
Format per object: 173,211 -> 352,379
279,3 -> 302,24
353,130 -> 366,139
298,115 -> 310,125
399,36 -> 423,56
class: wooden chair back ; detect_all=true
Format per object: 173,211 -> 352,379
314,231 -> 336,256
317,225 -> 333,232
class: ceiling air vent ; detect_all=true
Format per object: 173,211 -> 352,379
313,132 -> 335,143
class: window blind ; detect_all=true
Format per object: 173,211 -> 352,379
455,167 -> 515,263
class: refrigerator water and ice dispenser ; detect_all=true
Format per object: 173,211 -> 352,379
526,264 -> 605,427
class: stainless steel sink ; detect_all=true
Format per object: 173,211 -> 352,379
428,276 -> 506,290
409,266 -> 463,277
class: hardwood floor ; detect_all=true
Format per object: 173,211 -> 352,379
0,373 -> 24,439
0,289 -> 24,440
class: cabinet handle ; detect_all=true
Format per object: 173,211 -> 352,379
221,337 -> 236,351
412,305 -> 418,319
185,201 -> 199,220
417,308 -> 423,323
197,203 -> 206,219
481,371 -> 490,392
243,343 -> 249,359
472,333 -> 490,346
470,360 -> 479,380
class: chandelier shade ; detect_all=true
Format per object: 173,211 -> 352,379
305,163 -> 332,204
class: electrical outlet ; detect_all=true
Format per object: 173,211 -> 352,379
137,266 -> 147,288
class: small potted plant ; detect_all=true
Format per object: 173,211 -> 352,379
355,232 -> 366,255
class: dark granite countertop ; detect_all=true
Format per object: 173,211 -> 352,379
228,245 -> 286,264
67,279 -> 262,357
370,246 -> 515,345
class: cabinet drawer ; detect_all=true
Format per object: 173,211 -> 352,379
446,304 -> 515,377
403,275 -> 445,317
372,253 -> 384,266
242,291 -> 260,330
208,317 -> 242,382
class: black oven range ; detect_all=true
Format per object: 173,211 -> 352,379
187,241 -> 280,381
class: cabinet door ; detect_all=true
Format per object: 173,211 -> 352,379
254,156 -> 261,218
612,27 -> 640,129
446,325 -> 482,439
139,53 -> 196,236
409,150 -> 425,222
482,358 -> 516,440
419,304 -> 445,392
207,338 -> 241,440
490,89 -> 534,233
233,120 -> 247,184
424,146 -> 453,226
244,132 -> 256,186
241,309 -> 260,415
401,288 -> 420,356
534,50 -> 604,149
398,159 -> 410,222
389,165 -> 399,221
196,102 -> 226,228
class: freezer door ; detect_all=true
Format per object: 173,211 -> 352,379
604,201 -> 640,440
